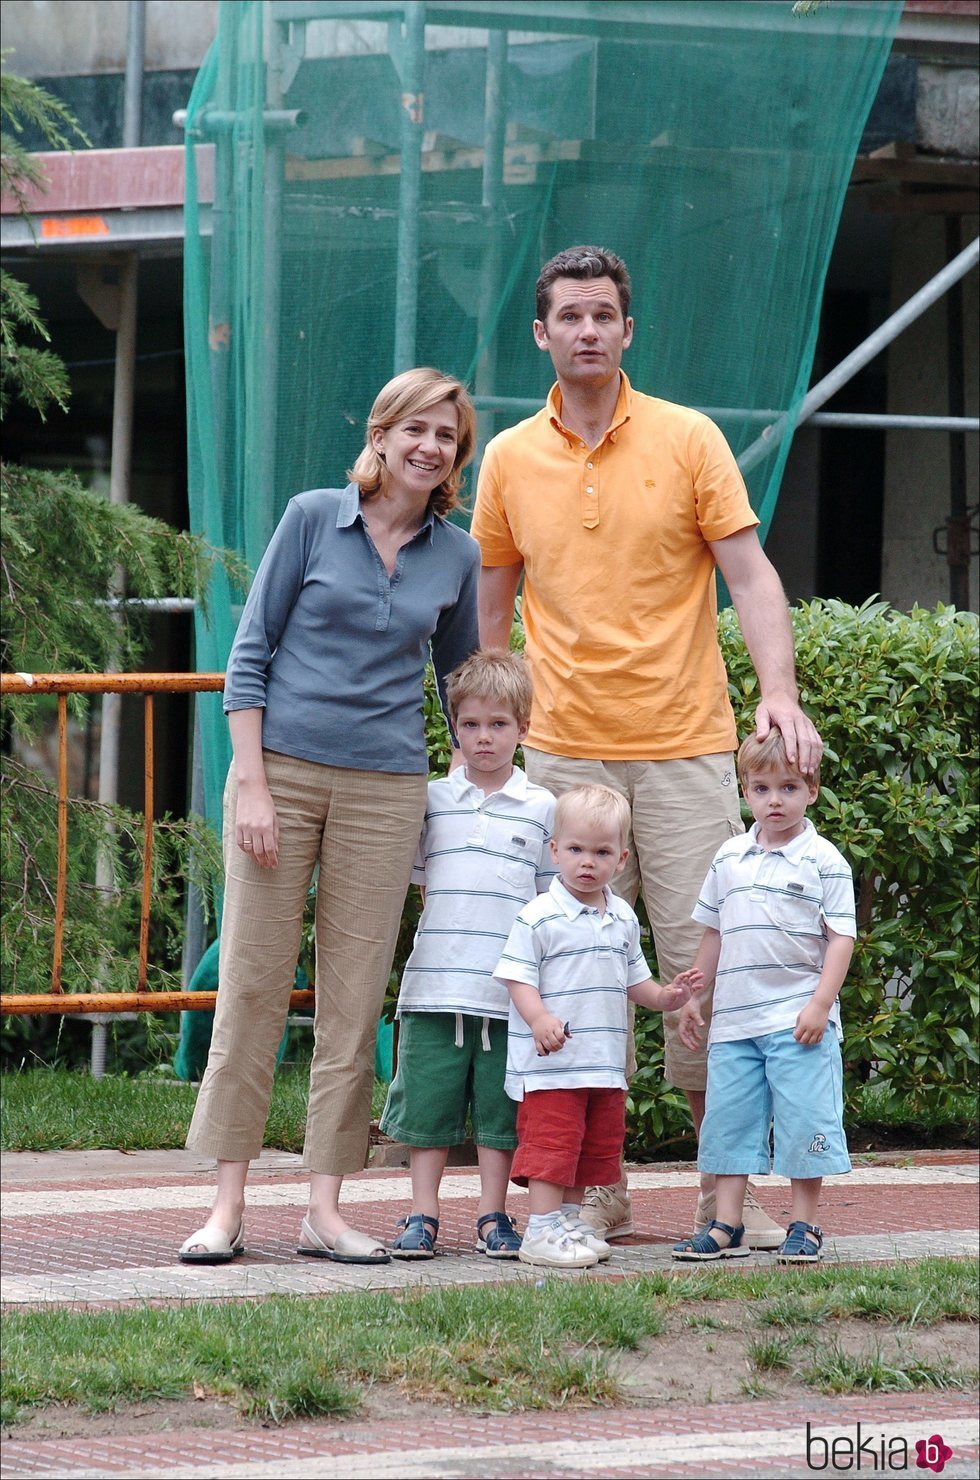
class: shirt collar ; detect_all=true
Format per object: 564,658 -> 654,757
337,482 -> 437,543
742,817 -> 815,860
547,371 -> 633,445
449,765 -> 529,804
549,875 -> 617,920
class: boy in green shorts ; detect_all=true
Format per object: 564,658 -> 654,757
380,650 -> 556,1258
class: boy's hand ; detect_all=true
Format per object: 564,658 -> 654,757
658,968 -> 703,1011
677,996 -> 705,1051
532,1013 -> 569,1056
794,1000 -> 830,1046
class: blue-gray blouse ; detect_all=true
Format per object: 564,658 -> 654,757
224,485 -> 480,774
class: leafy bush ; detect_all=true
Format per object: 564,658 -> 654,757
626,598 -> 978,1155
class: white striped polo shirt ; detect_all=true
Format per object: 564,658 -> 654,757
692,819 -> 856,1045
395,766 -> 556,1019
496,877 -> 652,1101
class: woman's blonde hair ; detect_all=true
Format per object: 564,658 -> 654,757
347,367 -> 476,517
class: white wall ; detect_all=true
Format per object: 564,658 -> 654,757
1,0 -> 217,75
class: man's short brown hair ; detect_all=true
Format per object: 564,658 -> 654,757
445,648 -> 533,728
535,245 -> 632,321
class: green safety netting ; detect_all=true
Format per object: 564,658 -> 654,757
184,0 -> 902,833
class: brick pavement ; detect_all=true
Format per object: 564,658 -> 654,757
2,1149 -> 977,1478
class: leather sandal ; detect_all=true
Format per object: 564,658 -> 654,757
297,1216 -> 390,1264
672,1219 -> 751,1261
390,1213 -> 439,1260
776,1220 -> 824,1263
178,1220 -> 245,1265
476,1211 -> 521,1259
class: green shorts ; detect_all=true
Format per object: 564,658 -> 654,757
379,1011 -> 517,1150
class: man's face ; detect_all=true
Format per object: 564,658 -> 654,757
533,276 -> 633,391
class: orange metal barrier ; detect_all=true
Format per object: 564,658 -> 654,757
0,672 -> 315,1017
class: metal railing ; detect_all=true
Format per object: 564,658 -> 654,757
0,671 -> 315,1017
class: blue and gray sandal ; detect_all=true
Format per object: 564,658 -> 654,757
672,1219 -> 751,1261
390,1213 -> 439,1260
476,1211 -> 522,1259
776,1221 -> 824,1263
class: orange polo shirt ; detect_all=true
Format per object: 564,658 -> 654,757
471,374 -> 759,761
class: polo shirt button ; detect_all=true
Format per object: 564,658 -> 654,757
586,486 -> 595,494
586,461 -> 594,469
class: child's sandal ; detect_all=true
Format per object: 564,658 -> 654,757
390,1213 -> 439,1260
776,1220 -> 824,1263
476,1211 -> 522,1259
672,1219 -> 751,1261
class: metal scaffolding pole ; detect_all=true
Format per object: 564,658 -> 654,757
738,236 -> 980,476
391,3 -> 426,374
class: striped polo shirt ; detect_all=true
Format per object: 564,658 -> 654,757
496,878 -> 652,1101
395,766 -> 556,1019
692,819 -> 856,1045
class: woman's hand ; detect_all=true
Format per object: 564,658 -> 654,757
236,778 -> 280,869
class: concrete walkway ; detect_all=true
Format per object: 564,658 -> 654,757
2,1148 -> 978,1478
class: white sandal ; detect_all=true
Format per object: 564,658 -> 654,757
178,1220 -> 245,1264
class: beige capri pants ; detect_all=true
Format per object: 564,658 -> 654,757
522,748 -> 744,1092
186,750 -> 427,1174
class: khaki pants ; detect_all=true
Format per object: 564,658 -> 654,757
523,749 -> 743,1092
187,751 -> 427,1173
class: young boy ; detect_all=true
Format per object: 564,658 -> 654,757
380,649 -> 557,1260
672,729 -> 856,1265
496,784 -> 701,1269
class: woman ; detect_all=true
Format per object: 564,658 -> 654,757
179,368 -> 479,1264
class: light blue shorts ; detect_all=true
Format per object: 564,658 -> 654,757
698,1028 -> 851,1180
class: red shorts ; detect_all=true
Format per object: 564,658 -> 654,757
511,1087 -> 626,1189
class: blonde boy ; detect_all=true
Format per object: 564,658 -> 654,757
380,650 -> 556,1259
673,731 -> 856,1264
496,784 -> 700,1268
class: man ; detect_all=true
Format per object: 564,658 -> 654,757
471,245 -> 821,1246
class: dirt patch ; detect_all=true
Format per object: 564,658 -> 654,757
5,1313 -> 976,1443
607,1309 -> 980,1406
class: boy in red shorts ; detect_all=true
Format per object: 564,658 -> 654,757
495,784 -> 701,1268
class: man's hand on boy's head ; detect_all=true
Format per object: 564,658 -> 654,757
794,999 -> 830,1046
753,696 -> 823,778
532,1012 -> 569,1056
677,996 -> 705,1051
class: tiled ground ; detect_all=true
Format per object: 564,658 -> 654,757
2,1150 -> 977,1477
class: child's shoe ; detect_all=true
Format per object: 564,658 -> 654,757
476,1211 -> 522,1260
560,1212 -> 612,1262
673,1219 -> 750,1261
694,1186 -> 784,1250
776,1221 -> 824,1263
390,1213 -> 438,1260
518,1221 -> 599,1269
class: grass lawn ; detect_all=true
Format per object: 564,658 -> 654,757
0,1068 -> 389,1153
2,1262 -> 977,1428
2,1069 -> 975,1155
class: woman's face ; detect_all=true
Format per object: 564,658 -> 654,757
372,398 -> 459,501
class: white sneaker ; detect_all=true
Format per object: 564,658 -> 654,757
561,1213 -> 612,1262
579,1178 -> 634,1238
694,1185 -> 785,1250
518,1222 -> 599,1269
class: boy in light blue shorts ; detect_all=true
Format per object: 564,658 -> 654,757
380,649 -> 556,1259
673,729 -> 856,1265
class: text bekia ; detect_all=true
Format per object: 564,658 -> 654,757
806,1423 -> 953,1473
